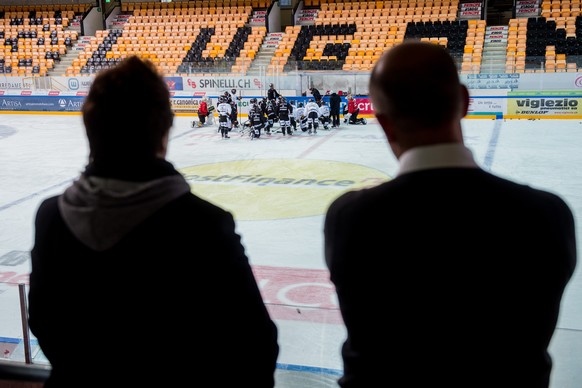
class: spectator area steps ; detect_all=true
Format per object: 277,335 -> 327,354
246,31 -> 282,74
480,25 -> 509,73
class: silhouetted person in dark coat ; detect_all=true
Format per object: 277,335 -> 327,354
329,92 -> 341,127
28,56 -> 279,388
324,41 -> 576,388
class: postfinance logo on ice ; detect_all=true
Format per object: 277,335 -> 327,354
181,159 -> 390,221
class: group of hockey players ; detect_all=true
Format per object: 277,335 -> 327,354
192,89 -> 240,139
194,84 -> 364,139
215,90 -> 240,139
243,95 -> 334,139
240,83 -> 336,139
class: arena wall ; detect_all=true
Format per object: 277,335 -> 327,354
1,73 -> 582,119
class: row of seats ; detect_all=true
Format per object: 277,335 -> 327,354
321,0 -> 459,10
0,3 -> 88,13
318,6 -> 458,19
121,1 -> 271,12
131,7 -> 253,17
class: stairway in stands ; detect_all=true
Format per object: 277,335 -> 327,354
50,39 -> 84,76
246,32 -> 282,75
479,25 -> 508,74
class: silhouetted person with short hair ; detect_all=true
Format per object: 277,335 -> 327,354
324,41 -> 576,388
28,56 -> 279,388
329,91 -> 341,128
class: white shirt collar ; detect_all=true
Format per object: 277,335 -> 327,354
397,143 -> 479,176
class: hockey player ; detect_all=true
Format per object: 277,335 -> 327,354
289,100 -> 297,131
206,97 -> 215,126
277,96 -> 292,136
247,98 -> 265,139
345,94 -> 366,124
319,100 -> 331,130
260,97 -> 268,115
216,95 -> 232,139
265,99 -> 278,135
196,97 -> 209,127
294,101 -> 308,133
224,91 -> 239,130
305,98 -> 320,134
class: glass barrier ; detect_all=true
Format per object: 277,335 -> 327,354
0,277 -> 345,385
0,109 -> 581,388
0,281 -> 45,365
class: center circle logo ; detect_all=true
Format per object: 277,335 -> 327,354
180,159 -> 390,221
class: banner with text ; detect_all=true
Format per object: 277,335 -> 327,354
506,91 -> 582,117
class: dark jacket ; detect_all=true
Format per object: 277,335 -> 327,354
29,159 -> 279,387
329,92 -> 341,113
311,88 -> 322,102
325,166 -> 576,388
267,87 -> 279,101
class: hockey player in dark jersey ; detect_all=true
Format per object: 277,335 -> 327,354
224,90 -> 239,130
247,98 -> 265,139
277,96 -> 293,136
265,99 -> 277,135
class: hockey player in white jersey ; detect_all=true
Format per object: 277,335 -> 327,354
294,102 -> 308,133
305,98 -> 320,134
216,95 -> 232,139
319,100 -> 331,130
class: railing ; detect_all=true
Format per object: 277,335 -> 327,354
0,280 -> 344,387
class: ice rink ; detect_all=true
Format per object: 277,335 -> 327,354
0,113 -> 581,387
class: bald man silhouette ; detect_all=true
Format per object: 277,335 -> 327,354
324,42 -> 576,388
